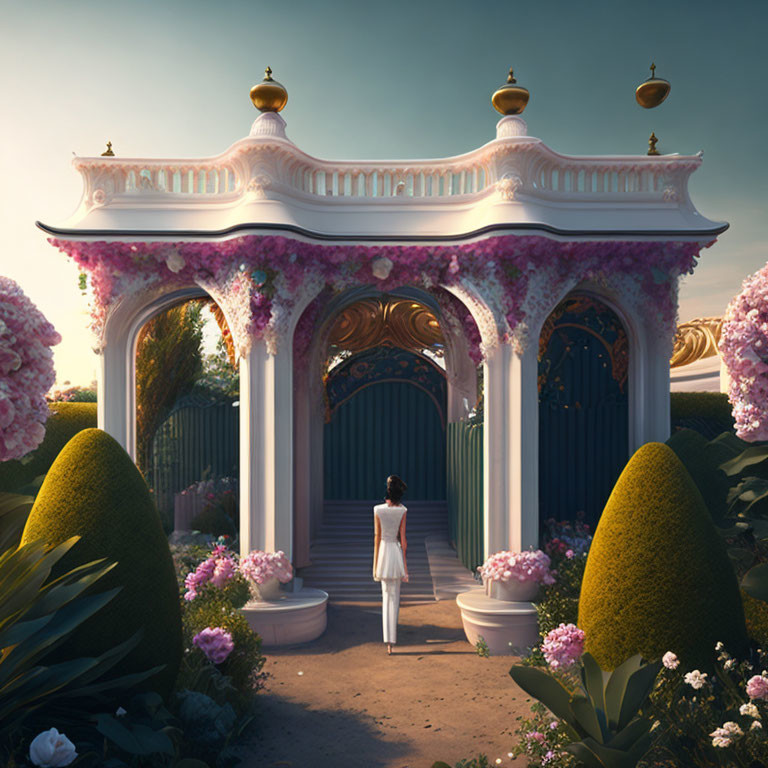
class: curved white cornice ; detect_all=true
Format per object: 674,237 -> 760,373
38,116 -> 727,242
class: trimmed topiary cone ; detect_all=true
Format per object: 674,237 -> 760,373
578,442 -> 748,671
21,428 -> 182,697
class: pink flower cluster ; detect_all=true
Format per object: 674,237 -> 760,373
184,545 -> 237,600
51,235 -> 705,368
477,549 -> 556,585
541,623 -> 586,669
721,262 -> 768,440
746,673 -> 768,701
192,626 -> 234,664
239,549 -> 293,585
0,277 -> 61,461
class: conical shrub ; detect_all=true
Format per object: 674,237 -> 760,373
21,428 -> 182,696
578,442 -> 748,670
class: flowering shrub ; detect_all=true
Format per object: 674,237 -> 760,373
193,627 -> 235,664
46,384 -> 97,402
540,516 -> 592,563
0,277 -> 61,461
510,704 -> 576,768
720,262 -> 768,441
239,549 -> 293,587
540,623 -> 585,669
477,549 -> 556,586
182,544 -> 250,607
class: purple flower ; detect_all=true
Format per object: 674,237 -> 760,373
193,627 -> 234,664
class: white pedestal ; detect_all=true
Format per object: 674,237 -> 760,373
241,587 -> 328,647
456,590 -> 538,655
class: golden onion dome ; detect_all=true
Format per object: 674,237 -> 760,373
635,63 -> 670,109
492,68 -> 530,116
250,66 -> 288,113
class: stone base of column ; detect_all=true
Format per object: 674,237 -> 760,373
456,590 -> 539,655
241,588 -> 328,647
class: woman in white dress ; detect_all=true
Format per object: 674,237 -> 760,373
373,475 -> 409,655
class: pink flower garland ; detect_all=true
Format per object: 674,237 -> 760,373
0,277 -> 61,461
721,262 -> 768,441
51,235 -> 707,364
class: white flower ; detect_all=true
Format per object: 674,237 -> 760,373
724,659 -> 736,670
684,670 -> 708,689
29,729 -> 78,767
166,251 -> 186,273
371,257 -> 394,280
740,702 -> 760,719
716,641 -> 724,651
751,720 -> 762,730
662,651 -> 679,670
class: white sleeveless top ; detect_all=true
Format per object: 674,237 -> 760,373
373,504 -> 406,581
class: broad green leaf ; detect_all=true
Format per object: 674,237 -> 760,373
617,661 -> 661,731
509,665 -> 576,725
571,695 -> 604,743
721,445 -> 768,476
742,563 -> 768,603
604,654 -> 642,729
96,714 -> 144,754
607,717 -> 653,751
581,652 -> 608,715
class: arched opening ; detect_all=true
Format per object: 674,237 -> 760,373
538,293 -> 629,530
294,286 -> 482,600
132,295 -> 240,540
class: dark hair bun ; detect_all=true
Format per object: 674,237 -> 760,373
385,475 -> 407,503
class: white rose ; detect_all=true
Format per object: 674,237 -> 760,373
371,257 -> 394,280
166,251 -> 186,273
29,729 -> 78,767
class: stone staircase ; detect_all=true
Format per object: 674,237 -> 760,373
297,501 -> 449,603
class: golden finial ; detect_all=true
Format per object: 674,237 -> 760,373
101,141 -> 114,157
635,62 -> 670,109
492,66 -> 530,116
250,66 -> 288,113
648,132 -> 660,156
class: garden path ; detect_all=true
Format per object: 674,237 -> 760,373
238,537 -> 532,768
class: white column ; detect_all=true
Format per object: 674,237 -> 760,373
483,341 -> 539,557
643,333 -> 672,444
97,330 -> 131,453
239,338 -> 294,560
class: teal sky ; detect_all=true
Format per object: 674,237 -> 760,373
1,0 -> 765,385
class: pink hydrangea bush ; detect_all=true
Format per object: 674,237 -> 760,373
478,549 -> 556,586
746,673 -> 768,701
721,262 -> 768,440
239,550 -> 293,586
541,623 -> 585,669
192,626 -> 234,664
0,277 -> 61,461
184,545 -> 238,600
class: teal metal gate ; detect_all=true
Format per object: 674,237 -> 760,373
323,348 -> 446,500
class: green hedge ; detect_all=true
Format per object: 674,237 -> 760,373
0,403 -> 97,493
670,392 -> 734,440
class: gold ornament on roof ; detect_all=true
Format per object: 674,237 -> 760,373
492,68 -> 530,116
635,62 -> 671,109
250,66 -> 288,113
101,141 -> 114,157
647,132 -> 660,156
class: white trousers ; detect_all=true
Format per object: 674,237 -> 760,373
380,578 -> 401,644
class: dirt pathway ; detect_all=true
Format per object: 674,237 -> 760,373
237,599 -> 531,768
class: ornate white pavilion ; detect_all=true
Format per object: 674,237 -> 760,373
38,68 -> 727,571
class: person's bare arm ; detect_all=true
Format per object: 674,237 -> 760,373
373,513 -> 381,578
398,512 -> 408,580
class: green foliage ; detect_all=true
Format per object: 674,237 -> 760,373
666,429 -> 730,523
536,555 -> 586,642
136,301 -> 204,476
0,535 -> 160,757
180,592 -> 266,713
474,636 -> 490,657
198,337 -> 239,398
509,653 -> 661,768
0,492 -> 33,553
578,442 -> 748,671
21,428 -> 183,698
191,504 -> 236,538
510,701 -> 577,768
670,392 -> 734,439
431,756 -> 492,768
0,402 -> 97,494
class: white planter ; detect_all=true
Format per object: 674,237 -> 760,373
241,588 -> 329,647
485,578 -> 540,602
252,576 -> 282,601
